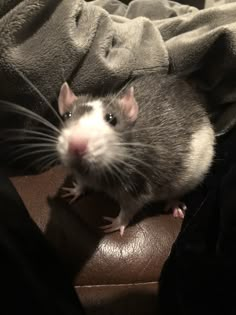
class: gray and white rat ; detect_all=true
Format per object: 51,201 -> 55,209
57,73 -> 215,235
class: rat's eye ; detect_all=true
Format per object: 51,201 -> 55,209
63,112 -> 72,120
105,113 -> 117,126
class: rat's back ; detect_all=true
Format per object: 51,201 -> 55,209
126,73 -> 215,200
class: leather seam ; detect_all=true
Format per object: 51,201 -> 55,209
75,281 -> 158,288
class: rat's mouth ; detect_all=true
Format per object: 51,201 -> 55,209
69,154 -> 91,173
70,152 -> 107,176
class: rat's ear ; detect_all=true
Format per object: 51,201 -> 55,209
58,82 -> 78,116
119,86 -> 138,122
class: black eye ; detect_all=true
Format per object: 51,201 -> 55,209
63,111 -> 72,120
105,113 -> 117,126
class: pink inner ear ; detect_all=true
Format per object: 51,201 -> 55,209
119,86 -> 138,122
58,82 -> 78,116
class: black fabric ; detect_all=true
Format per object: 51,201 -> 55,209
0,171 -> 84,315
158,127 -> 236,314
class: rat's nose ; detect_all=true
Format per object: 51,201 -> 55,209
68,139 -> 88,157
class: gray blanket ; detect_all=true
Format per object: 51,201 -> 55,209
1,0 -> 236,135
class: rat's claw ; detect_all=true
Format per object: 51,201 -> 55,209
61,181 -> 82,204
164,200 -> 186,219
100,216 -> 127,236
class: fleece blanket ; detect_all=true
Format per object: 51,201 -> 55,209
1,0 -> 236,135
1,1 -> 236,314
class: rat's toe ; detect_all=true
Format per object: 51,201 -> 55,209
164,200 -> 186,219
173,207 -> 185,219
61,182 -> 82,204
100,216 -> 127,236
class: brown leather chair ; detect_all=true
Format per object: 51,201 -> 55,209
10,166 -> 182,314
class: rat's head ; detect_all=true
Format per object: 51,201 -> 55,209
57,82 -> 139,174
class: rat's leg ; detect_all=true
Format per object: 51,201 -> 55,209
101,207 -> 139,236
61,175 -> 84,204
100,197 -> 142,236
164,200 -> 187,219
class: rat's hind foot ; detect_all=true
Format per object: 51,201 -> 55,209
164,200 -> 186,219
100,216 -> 127,236
61,181 -> 83,204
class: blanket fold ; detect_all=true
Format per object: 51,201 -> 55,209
1,0 -> 236,135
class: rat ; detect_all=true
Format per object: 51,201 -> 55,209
56,73 -> 215,236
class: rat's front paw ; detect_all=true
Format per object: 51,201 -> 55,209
100,216 -> 128,236
164,200 -> 186,219
61,181 -> 83,204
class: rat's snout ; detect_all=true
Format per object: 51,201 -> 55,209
68,138 -> 88,157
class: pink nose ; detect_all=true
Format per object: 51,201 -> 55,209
68,139 -> 88,157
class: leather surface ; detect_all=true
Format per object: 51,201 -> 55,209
76,282 -> 159,315
10,166 -> 181,312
